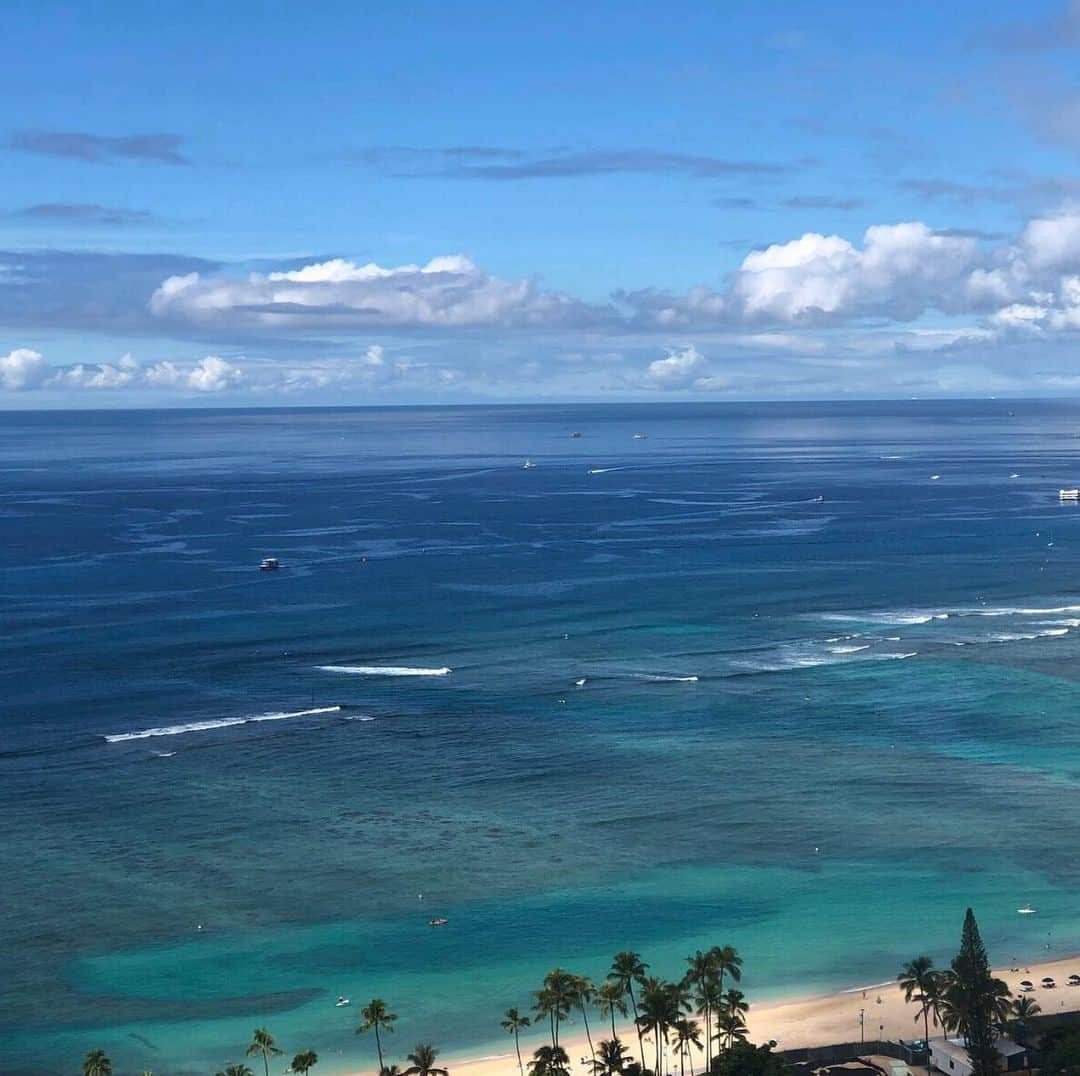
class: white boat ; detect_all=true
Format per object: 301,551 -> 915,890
1017,906 -> 1037,915
523,460 -> 536,469
336,996 -> 351,1007
1060,489 -> 1080,500
259,557 -> 280,571
632,432 -> 648,440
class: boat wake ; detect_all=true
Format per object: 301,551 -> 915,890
104,706 -> 342,743
319,665 -> 452,677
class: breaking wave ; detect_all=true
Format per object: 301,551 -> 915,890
104,706 -> 342,743
319,665 -> 452,677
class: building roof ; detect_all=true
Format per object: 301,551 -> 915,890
932,1038 -> 1027,1061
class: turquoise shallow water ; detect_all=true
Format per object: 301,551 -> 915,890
5,401 -> 1080,1075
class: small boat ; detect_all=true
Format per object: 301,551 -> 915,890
523,460 -> 536,469
1020,980 -> 1034,991
812,495 -> 824,503
632,432 -> 648,440
1068,974 -> 1080,987
575,678 -> 586,686
429,917 -> 448,927
571,431 -> 582,438
1043,977 -> 1057,988
1060,489 -> 1080,500
336,996 -> 351,1007
1018,906 -> 1037,914
259,557 -> 280,571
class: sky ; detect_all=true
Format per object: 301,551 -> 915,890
6,1 -> 1080,406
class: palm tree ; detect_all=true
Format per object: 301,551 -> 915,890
381,1067 -> 403,1076
707,946 -> 742,996
691,979 -> 721,1073
535,969 -> 577,1047
609,952 -> 649,1069
1005,995 -> 1041,1039
357,999 -> 399,1073
719,990 -> 749,1023
528,1044 -> 571,1076
683,952 -> 716,1069
84,1050 -> 112,1076
573,974 -> 598,1066
899,956 -> 941,1047
714,1007 -> 748,1052
246,1029 -> 283,1076
638,977 -> 684,1076
215,1066 -> 255,1076
598,981 -> 630,1041
403,1043 -> 449,1076
672,1019 -> 703,1076
502,1007 -> 533,1076
591,1038 -> 631,1076
292,1050 -> 319,1076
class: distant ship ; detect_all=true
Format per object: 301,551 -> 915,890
259,557 -> 280,571
523,459 -> 536,469
632,432 -> 647,440
429,917 -> 449,927
571,431 -> 582,438
1060,489 -> 1080,501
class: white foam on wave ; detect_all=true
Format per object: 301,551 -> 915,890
587,468 -> 614,475
319,665 -> 452,677
821,612 -> 933,626
830,645 -> 870,654
105,706 -> 341,743
626,673 -> 699,682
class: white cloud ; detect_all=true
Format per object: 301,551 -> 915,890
645,344 -> 706,388
150,255 -> 599,330
0,351 -> 246,393
0,348 -> 48,390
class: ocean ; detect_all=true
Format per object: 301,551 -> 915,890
4,401 -> 1080,1075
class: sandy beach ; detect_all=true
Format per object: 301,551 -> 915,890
357,955 -> 1080,1076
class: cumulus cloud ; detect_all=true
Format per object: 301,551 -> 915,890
150,255 -> 602,330
2,352 -> 245,393
645,345 -> 707,388
0,348 -> 49,390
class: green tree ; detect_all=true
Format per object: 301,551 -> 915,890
711,1041 -> 785,1076
637,977 -> 685,1076
1003,995 -> 1041,1040
684,952 -> 717,1071
528,1044 -> 571,1076
939,909 -> 1012,1076
707,947 -> 743,996
535,969 -> 577,1048
598,981 -> 630,1042
357,999 -> 399,1074
246,1029 -> 283,1076
403,1043 -> 449,1076
672,1018 -> 703,1076
592,1038 -> 632,1076
83,1050 -> 112,1076
714,1007 -> 749,1053
1038,1026 -> 1080,1076
215,1066 -> 255,1076
502,1007 -> 533,1076
899,956 -> 942,1047
609,952 -> 650,1069
292,1050 -> 319,1076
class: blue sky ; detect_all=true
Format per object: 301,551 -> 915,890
5,0 -> 1080,405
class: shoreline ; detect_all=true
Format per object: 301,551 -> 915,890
342,953 -> 1080,1076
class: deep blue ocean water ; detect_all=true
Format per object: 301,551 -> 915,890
6,401 -> 1080,1075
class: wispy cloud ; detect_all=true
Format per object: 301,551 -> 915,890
8,130 -> 188,165
9,203 -> 155,226
782,194 -> 864,210
351,145 -> 796,180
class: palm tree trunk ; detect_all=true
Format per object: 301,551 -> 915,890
515,1029 -> 524,1076
263,1052 -> 270,1076
628,986 -> 645,1072
610,1009 -> 617,1042
704,1004 -> 711,1076
582,1004 -> 595,1066
655,1024 -> 661,1076
375,1026 -> 384,1073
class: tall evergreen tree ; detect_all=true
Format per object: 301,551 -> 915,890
942,908 -> 1011,1076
